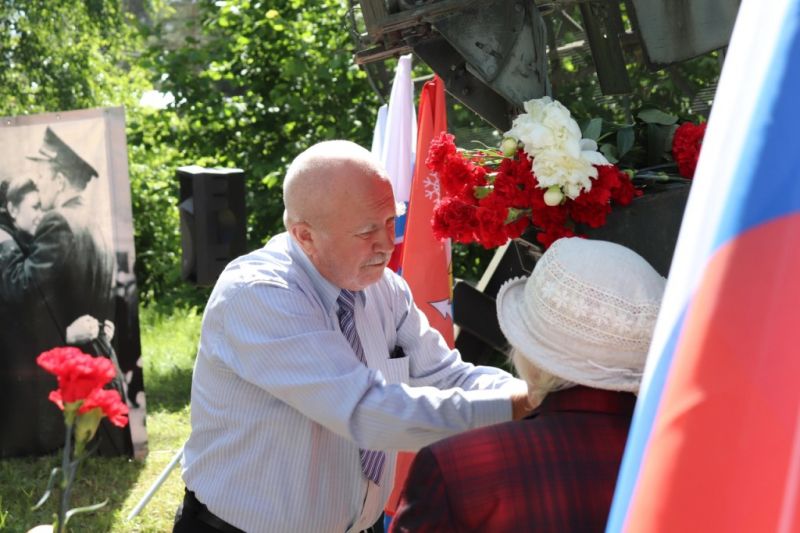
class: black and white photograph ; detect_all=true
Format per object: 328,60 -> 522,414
0,107 -> 147,460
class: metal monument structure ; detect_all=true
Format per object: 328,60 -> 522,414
352,0 -> 739,129
351,0 -> 740,364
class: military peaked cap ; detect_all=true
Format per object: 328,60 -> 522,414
28,127 -> 98,187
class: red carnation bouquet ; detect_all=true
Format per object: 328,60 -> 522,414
31,347 -> 129,533
672,121 -> 707,178
427,97 -> 641,249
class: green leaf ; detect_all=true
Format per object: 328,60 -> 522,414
474,186 -> 493,199
616,126 -> 635,158
637,109 -> 678,125
64,500 -> 109,527
31,467 -> 61,511
582,117 -> 603,141
600,143 -> 619,164
505,207 -> 531,224
664,123 -> 679,152
646,123 -> 679,164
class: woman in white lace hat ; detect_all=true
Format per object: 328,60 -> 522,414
391,237 -> 666,533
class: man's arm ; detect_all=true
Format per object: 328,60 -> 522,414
0,213 -> 73,305
390,447 -> 455,533
210,280 -> 513,451
390,274 -> 528,399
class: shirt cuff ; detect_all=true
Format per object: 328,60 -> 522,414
462,388 -> 515,428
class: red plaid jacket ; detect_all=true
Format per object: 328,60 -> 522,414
390,386 -> 636,533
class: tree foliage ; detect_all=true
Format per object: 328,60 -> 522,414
0,0 -> 383,304
0,1 -> 143,113
147,0 -> 380,249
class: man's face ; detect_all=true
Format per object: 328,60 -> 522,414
9,190 -> 43,236
32,163 -> 62,210
308,176 -> 397,291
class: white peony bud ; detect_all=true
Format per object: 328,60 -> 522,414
500,137 -> 519,157
543,186 -> 564,206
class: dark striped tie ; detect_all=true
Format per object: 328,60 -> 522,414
337,289 -> 386,485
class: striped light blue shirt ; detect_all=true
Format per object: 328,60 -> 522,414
182,233 -> 523,532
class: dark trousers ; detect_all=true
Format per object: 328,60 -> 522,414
173,487 -> 384,533
363,513 -> 385,533
173,488 -> 245,533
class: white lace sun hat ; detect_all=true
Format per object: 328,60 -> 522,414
496,237 -> 666,392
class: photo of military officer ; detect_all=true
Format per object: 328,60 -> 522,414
0,110 -> 146,460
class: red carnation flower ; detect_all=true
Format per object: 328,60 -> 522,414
438,153 -> 484,198
530,184 -> 569,229
536,225 -> 576,248
425,132 -> 457,174
571,197 -> 612,228
528,186 -> 571,248
493,156 -> 535,208
37,347 -> 116,405
612,173 -> 641,206
432,196 -> 479,243
475,198 -> 510,249
570,165 -> 616,228
79,388 -> 129,427
672,122 -> 707,178
504,216 -> 531,241
570,165 -> 641,228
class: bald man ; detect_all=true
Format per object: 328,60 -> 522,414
176,141 -> 530,533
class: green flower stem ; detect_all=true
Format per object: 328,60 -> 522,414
633,162 -> 678,174
56,422 -> 75,533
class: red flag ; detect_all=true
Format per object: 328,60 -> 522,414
384,76 -> 452,517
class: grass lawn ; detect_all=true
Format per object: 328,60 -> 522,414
0,306 -> 202,533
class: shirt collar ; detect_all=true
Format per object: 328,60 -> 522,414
286,233 -> 365,314
530,385 -> 637,417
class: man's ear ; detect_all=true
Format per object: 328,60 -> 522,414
289,222 -> 316,257
55,171 -> 68,193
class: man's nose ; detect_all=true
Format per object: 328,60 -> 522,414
375,225 -> 395,253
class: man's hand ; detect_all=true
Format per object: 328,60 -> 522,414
66,314 -> 101,344
510,388 -> 537,420
101,319 -> 115,342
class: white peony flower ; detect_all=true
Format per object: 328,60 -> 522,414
532,149 -> 598,199
564,181 -> 586,199
522,96 -> 553,119
579,138 -> 609,165
506,97 -> 582,157
503,97 -> 607,203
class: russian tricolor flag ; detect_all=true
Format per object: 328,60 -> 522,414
371,54 -> 416,273
607,1 -> 800,531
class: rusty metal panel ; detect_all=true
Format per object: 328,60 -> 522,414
359,0 -> 390,39
413,38 -> 517,131
433,0 -> 550,110
579,182 -> 690,277
579,1 -> 632,94
630,0 -> 740,65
